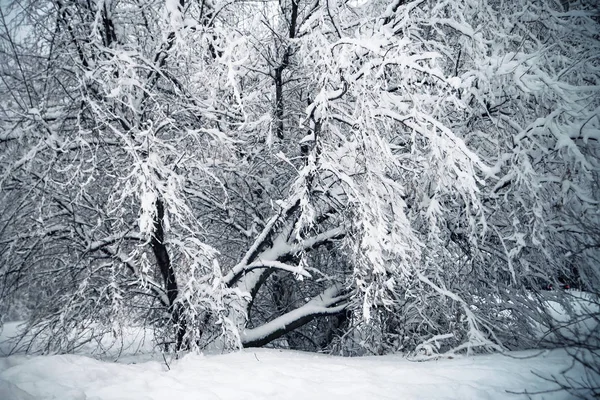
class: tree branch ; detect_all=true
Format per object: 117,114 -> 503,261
242,284 -> 348,347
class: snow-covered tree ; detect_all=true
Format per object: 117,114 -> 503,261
1,0 -> 598,357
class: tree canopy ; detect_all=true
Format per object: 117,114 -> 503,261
1,0 -> 599,356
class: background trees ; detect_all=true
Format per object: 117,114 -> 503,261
1,0 -> 598,357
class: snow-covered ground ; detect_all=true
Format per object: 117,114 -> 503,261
0,321 -> 592,400
0,347 -> 591,400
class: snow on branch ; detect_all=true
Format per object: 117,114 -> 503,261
241,284 -> 348,347
86,232 -> 145,252
235,196 -> 300,269
226,225 -> 346,288
223,260 -> 311,286
417,273 -> 502,354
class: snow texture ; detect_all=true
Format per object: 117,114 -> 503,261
0,346 -> 587,400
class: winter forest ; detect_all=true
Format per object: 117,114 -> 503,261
0,0 -> 599,397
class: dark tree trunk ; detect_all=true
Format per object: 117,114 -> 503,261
151,198 -> 187,351
272,0 -> 298,139
274,65 -> 285,139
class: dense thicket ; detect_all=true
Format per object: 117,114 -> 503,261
0,0 -> 598,357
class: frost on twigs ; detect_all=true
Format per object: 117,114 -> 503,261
1,0 -> 599,365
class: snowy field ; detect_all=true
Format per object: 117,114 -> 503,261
0,348 -> 588,400
0,323 -> 592,400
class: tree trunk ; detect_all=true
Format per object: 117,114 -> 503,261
151,198 -> 186,351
